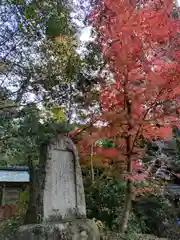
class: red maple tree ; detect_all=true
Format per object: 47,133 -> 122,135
82,0 -> 180,233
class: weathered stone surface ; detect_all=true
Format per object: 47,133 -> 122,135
43,135 -> 86,221
16,135 -> 99,240
17,219 -> 100,240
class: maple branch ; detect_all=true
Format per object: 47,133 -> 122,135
69,116 -> 98,140
0,102 -> 29,111
0,104 -> 18,110
129,87 -> 168,156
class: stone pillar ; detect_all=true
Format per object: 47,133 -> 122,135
17,134 -> 100,240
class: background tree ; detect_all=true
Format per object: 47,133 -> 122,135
0,0 -> 102,224
0,0 -> 81,114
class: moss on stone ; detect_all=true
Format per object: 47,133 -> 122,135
16,219 -> 100,240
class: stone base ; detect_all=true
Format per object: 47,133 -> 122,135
16,219 -> 100,240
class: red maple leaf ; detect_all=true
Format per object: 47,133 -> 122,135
69,129 -> 81,137
133,161 -> 143,171
85,0 -> 180,232
88,0 -> 180,168
94,147 -> 120,158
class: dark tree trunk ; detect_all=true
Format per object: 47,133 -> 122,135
119,179 -> 134,233
119,91 -> 134,233
24,158 -> 37,224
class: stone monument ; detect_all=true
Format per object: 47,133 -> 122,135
43,135 -> 86,221
17,134 -> 100,240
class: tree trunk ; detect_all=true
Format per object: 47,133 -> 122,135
90,144 -> 95,184
119,179 -> 134,233
24,158 -> 37,224
119,90 -> 134,233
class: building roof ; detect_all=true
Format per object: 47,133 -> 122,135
0,167 -> 29,183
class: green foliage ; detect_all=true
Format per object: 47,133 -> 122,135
132,195 -> 171,236
103,232 -> 167,240
46,11 -> 73,38
172,128 -> 180,171
0,103 -> 75,167
19,188 -> 29,212
0,219 -> 22,240
0,0 -> 82,112
95,139 -> 116,148
84,168 -> 172,236
24,3 -> 37,20
85,175 -> 126,229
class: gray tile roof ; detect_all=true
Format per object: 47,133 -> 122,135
0,169 -> 29,182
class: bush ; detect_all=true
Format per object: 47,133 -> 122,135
0,218 -> 22,240
132,194 -> 172,236
102,231 -> 168,239
85,176 -> 126,230
85,171 -> 171,235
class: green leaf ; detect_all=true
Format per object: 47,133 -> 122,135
52,107 -> 67,123
25,4 -> 36,20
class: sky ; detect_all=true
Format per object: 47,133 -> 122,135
80,27 -> 92,42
